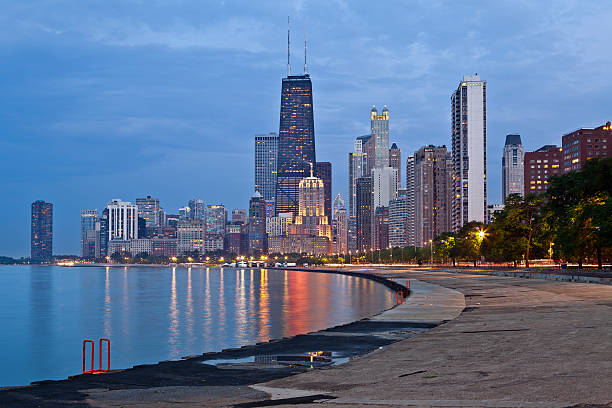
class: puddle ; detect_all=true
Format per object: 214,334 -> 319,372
202,351 -> 351,367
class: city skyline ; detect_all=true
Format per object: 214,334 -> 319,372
3,2 -> 612,256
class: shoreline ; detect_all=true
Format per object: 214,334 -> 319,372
0,268 -> 411,397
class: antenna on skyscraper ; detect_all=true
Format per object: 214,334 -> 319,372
287,16 -> 291,76
304,40 -> 308,74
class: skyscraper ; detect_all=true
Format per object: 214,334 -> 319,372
136,196 -> 162,228
231,209 -> 247,225
107,199 -> 138,241
99,208 -> 109,256
371,106 -> 390,169
248,191 -> 267,254
80,209 -> 99,258
348,135 -> 373,251
414,145 -> 452,247
275,73 -> 316,217
451,75 -> 487,230
315,161 -> 332,221
405,155 -> 416,247
372,166 -> 399,208
389,189 -> 409,248
188,199 -> 205,220
502,134 -> 524,202
389,143 -> 402,186
255,132 -> 279,218
31,200 -> 53,262
290,165 -> 331,240
356,176 -> 373,252
205,205 -> 227,236
332,194 -> 348,254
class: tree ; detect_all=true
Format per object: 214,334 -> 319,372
456,221 -> 486,267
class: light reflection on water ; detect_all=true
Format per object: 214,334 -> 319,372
0,265 -> 395,387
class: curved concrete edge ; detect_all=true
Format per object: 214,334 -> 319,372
370,279 -> 466,323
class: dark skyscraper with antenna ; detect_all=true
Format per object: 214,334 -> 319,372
275,22 -> 316,216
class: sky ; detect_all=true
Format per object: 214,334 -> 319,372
1,0 -> 611,257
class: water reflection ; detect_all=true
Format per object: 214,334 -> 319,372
0,265 -> 395,387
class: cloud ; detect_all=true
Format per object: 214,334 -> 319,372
85,17 -> 275,52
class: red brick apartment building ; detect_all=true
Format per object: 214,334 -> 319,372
562,121 -> 611,173
524,145 -> 562,195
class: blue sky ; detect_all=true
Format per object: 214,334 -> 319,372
1,1 -> 611,257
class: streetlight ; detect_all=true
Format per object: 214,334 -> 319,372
429,239 -> 433,265
389,244 -> 393,264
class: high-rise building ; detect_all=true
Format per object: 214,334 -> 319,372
266,212 -> 293,237
188,199 -> 205,220
372,167 -> 399,209
348,135 -> 373,251
414,145 -> 452,247
231,209 -> 247,225
290,166 -> 331,241
107,199 -> 139,241
502,135 -> 524,202
524,145 -> 563,195
275,73 -> 316,217
356,176 -> 373,252
371,106 -> 390,169
135,196 -> 162,228
451,75 -> 487,230
177,219 -> 205,255
332,194 -> 348,254
315,161 -> 332,221
373,206 -> 389,251
205,205 -> 227,236
405,156 -> 416,247
389,189 -> 409,248
178,206 -> 191,220
562,121 -> 611,173
80,209 -> 99,258
31,200 -> 53,262
255,132 -> 279,218
99,208 -> 109,256
389,143 -> 401,186
248,192 -> 267,254
225,224 -> 247,255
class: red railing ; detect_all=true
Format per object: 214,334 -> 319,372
82,338 -> 111,374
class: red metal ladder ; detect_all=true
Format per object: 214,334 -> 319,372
82,338 -> 111,374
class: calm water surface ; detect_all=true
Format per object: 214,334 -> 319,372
0,265 -> 395,386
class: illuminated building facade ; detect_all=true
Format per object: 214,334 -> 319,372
373,206 -> 389,251
371,106 -> 390,169
451,75 -> 487,230
332,194 -> 348,254
80,209 -> 99,258
405,155 -> 416,246
315,161 -> 332,222
389,189 -> 409,248
275,74 -> 316,217
255,132 -> 279,218
562,121 -> 611,173
107,199 -> 138,241
177,219 -> 205,254
348,134 -> 373,250
501,135 -> 524,202
188,199 -> 205,220
290,166 -> 331,240
248,192 -> 267,254
135,196 -> 162,228
31,200 -> 53,262
205,204 -> 227,236
389,143 -> 401,186
414,145 -> 452,247
356,176 -> 373,252
524,145 -> 562,195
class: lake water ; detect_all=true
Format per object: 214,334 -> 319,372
0,265 -> 396,386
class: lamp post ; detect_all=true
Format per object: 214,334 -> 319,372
429,239 -> 433,265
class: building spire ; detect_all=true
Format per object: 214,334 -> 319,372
309,162 -> 314,177
304,40 -> 308,74
287,16 -> 291,76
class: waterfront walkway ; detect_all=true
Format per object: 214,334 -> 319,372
257,267 -> 612,407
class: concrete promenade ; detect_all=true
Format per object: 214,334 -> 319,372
257,267 -> 612,407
